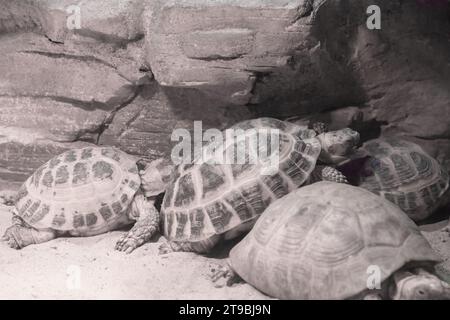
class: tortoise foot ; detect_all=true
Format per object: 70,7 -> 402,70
158,242 -> 177,255
115,232 -> 144,254
209,263 -> 238,288
2,225 -> 55,249
115,206 -> 159,254
2,226 -> 22,249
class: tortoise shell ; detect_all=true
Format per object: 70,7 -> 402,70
356,138 -> 449,221
161,118 -> 321,243
15,147 -> 141,234
229,182 -> 440,300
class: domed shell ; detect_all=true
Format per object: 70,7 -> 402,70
161,118 -> 321,243
15,147 -> 141,232
229,182 -> 440,300
357,138 -> 449,221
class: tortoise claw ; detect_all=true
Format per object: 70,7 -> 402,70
7,238 -> 20,249
158,242 -> 174,255
2,227 -> 21,249
115,233 -> 143,254
209,263 -> 236,288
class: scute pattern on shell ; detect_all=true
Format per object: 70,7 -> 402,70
16,147 -> 141,232
358,138 -> 449,221
229,182 -> 440,300
162,118 -> 321,242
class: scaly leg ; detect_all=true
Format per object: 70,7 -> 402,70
311,122 -> 329,135
158,241 -> 188,254
11,212 -> 25,226
2,225 -> 56,249
309,165 -> 348,184
115,193 -> 160,254
158,235 -> 221,255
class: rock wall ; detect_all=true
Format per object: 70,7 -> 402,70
0,0 -> 449,189
145,0 -> 363,108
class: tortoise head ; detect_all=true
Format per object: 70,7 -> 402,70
138,158 -> 174,198
317,128 -> 360,165
390,269 -> 450,300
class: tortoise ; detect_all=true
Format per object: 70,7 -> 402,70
339,138 -> 450,221
2,146 -> 162,253
211,182 -> 450,300
140,117 -> 360,254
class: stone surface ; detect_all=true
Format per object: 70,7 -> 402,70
145,0 -> 359,107
0,0 -> 145,44
0,0 -> 44,34
0,32 -> 141,101
344,1 -> 450,139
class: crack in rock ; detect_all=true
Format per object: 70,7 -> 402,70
94,77 -> 149,145
19,50 -> 117,69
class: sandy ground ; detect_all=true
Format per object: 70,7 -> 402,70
1,195 -> 449,300
0,202 -> 269,300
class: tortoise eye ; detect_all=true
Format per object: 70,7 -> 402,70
370,159 -> 381,169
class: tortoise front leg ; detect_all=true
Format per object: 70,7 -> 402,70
115,193 -> 160,254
